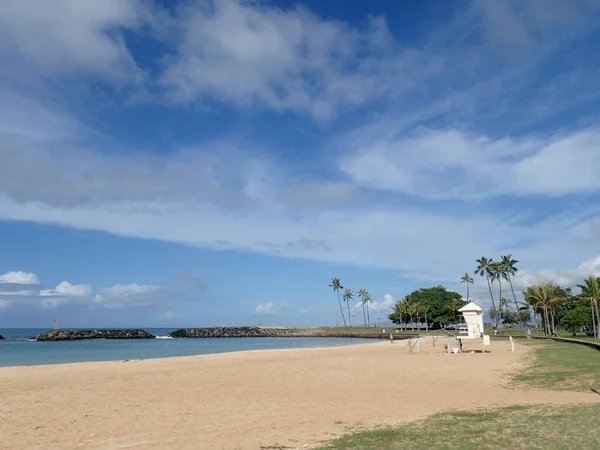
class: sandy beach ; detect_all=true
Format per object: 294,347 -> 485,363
0,339 -> 596,450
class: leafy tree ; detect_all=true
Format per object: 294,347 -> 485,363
475,257 -> 498,327
460,272 -> 474,302
389,286 -> 465,328
558,301 -> 592,332
328,277 -> 347,328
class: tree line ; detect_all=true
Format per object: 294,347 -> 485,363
328,253 -> 600,340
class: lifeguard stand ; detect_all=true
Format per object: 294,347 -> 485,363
456,302 -> 490,352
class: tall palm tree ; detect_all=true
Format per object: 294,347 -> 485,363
343,288 -> 355,328
577,276 -> 600,340
475,257 -> 498,327
362,293 -> 373,329
500,255 -> 521,326
394,301 -> 404,331
328,277 -> 347,328
460,272 -> 474,302
490,262 -> 508,323
422,305 -> 431,331
357,288 -> 371,327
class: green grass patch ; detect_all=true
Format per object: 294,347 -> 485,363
513,340 -> 600,391
316,404 -> 600,450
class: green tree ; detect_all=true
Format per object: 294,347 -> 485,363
389,286 -> 465,328
558,300 -> 592,332
342,288 -> 354,328
328,277 -> 347,328
460,272 -> 474,302
475,257 -> 498,327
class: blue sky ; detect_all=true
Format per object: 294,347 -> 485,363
1,0 -> 600,328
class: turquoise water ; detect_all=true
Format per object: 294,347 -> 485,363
0,328 -> 372,367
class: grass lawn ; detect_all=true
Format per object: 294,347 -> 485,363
316,404 -> 600,450
513,340 -> 600,391
316,340 -> 600,450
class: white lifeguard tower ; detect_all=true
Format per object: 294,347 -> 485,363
457,302 -> 490,352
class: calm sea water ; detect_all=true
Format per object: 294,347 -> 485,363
0,328 -> 372,367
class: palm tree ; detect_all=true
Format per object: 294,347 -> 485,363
524,282 -> 563,336
577,276 -> 600,340
422,305 -> 431,331
500,255 -> 521,326
394,301 -> 404,331
475,257 -> 498,327
328,277 -> 347,328
353,289 -> 367,330
357,288 -> 370,327
407,302 -> 417,331
490,262 -> 508,324
460,272 -> 474,301
342,288 -> 354,328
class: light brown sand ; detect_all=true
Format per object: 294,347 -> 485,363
0,339 -> 596,450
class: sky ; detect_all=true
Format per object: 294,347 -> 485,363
1,0 -> 600,328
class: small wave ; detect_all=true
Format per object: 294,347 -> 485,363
155,335 -> 173,339
12,338 -> 36,342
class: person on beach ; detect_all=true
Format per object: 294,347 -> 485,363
526,327 -> 532,339
389,333 -> 394,344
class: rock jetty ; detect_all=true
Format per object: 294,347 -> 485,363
0,334 -> 4,340
168,326 -> 316,338
35,329 -> 155,341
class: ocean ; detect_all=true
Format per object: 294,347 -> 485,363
0,328 -> 372,367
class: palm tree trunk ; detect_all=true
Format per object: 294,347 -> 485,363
362,303 -> 367,331
486,274 -> 498,327
366,302 -> 370,327
590,299 -> 596,340
508,277 -> 521,329
545,308 -> 551,336
336,290 -> 347,328
467,282 -> 470,302
346,300 -> 352,328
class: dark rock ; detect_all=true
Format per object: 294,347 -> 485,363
168,326 -> 316,338
0,334 -> 4,340
35,329 -> 155,341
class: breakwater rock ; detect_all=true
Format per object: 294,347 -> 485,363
0,334 -> 4,340
168,326 -> 317,338
35,329 -> 155,341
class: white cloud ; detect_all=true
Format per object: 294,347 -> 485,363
0,271 -> 40,284
159,0 -> 441,119
0,0 -> 147,81
339,127 -> 600,199
40,281 -> 92,297
159,311 -> 175,320
94,284 -> 162,308
254,303 -> 275,315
